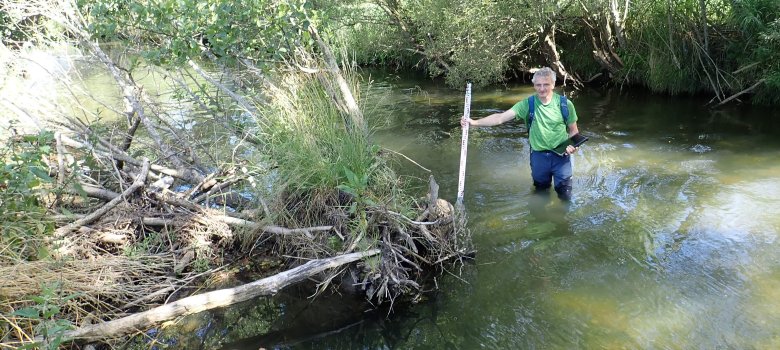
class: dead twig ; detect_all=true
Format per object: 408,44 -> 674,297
715,79 -> 765,107
53,158 -> 150,238
382,147 -> 431,172
191,175 -> 245,204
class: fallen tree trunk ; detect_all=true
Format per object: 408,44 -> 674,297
52,249 -> 380,343
141,215 -> 334,237
71,183 -> 121,202
51,214 -> 333,238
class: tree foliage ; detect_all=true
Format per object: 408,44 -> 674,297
65,0 -> 780,103
78,0 -> 315,68
727,0 -> 780,104
334,0 -> 780,104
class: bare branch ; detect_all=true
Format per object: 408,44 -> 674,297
53,158 -> 150,237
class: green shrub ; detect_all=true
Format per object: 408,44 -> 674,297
0,130 -> 56,261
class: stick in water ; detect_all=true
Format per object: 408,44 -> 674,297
456,83 -> 471,206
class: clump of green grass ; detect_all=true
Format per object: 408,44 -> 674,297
248,55 -> 418,252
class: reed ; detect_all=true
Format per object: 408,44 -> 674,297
253,53 -> 412,229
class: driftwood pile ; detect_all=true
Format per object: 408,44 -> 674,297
0,112 -> 473,347
12,121 -> 470,343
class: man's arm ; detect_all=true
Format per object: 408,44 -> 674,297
565,122 -> 580,155
567,122 -> 579,137
463,109 -> 516,127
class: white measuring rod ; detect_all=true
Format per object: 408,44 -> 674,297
456,83 -> 471,205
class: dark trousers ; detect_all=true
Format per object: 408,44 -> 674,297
530,150 -> 573,200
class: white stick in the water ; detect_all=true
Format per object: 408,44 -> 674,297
456,83 -> 471,206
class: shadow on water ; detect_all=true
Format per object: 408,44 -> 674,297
173,70 -> 780,349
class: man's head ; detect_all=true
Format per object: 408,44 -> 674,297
532,67 -> 556,101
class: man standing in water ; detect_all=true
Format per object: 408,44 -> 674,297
462,67 -> 580,200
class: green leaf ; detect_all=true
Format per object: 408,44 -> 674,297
343,167 -> 358,185
60,207 -> 74,217
62,292 -> 83,302
336,184 -> 357,197
29,167 -> 52,183
17,343 -> 40,350
37,246 -> 50,260
70,183 -> 88,198
42,305 -> 60,319
12,307 -> 39,318
22,135 -> 38,143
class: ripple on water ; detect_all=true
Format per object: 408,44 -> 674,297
621,176 -> 780,347
679,159 -> 717,174
694,179 -> 780,243
690,144 -> 712,153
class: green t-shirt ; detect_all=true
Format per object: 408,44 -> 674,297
510,93 -> 578,151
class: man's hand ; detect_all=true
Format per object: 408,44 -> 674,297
461,116 -> 473,127
565,145 -> 578,155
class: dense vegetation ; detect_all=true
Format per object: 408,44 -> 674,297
332,0 -> 780,104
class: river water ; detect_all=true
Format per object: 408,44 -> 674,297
208,70 -> 780,349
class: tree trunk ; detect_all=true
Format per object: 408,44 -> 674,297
308,24 -> 367,136
540,23 -> 583,89
609,0 -> 627,49
582,16 -> 623,77
698,0 -> 709,53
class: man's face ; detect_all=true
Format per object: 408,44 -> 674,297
533,76 -> 555,100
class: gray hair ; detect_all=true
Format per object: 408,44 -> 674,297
532,67 -> 557,84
